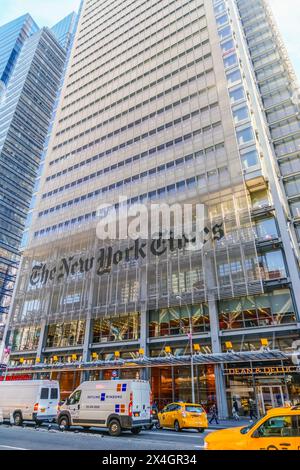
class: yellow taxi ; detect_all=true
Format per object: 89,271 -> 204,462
158,402 -> 208,432
205,405 -> 300,450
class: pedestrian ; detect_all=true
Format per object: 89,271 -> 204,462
232,398 -> 240,421
209,403 -> 219,425
249,399 -> 257,422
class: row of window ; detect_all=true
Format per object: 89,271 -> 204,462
53,92 -> 218,151
63,26 -> 209,112
71,0 -> 205,81
58,41 -> 211,126
56,62 -> 214,139
10,287 -> 296,350
44,120 -> 222,198
34,170 -> 224,238
38,156 -> 228,218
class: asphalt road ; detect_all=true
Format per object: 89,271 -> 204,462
0,423 -> 211,450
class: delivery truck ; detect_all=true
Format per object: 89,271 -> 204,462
57,379 -> 151,436
0,380 -> 60,425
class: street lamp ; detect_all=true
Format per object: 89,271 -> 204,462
176,295 -> 195,403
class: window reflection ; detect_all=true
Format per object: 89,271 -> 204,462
46,320 -> 85,348
149,304 -> 210,338
12,325 -> 41,351
219,289 -> 295,330
92,312 -> 140,343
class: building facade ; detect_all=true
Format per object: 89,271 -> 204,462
0,14 -> 39,98
2,0 -> 300,417
0,25 -> 68,342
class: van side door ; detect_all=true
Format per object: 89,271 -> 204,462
68,390 -> 82,424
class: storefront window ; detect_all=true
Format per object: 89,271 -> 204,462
151,365 -> 216,411
12,326 -> 41,351
46,320 -> 85,348
149,304 -> 210,338
219,289 -> 296,330
92,312 -> 140,343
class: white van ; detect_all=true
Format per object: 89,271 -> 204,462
0,380 -> 60,425
57,380 -> 151,436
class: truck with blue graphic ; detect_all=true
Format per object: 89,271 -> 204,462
57,380 -> 152,436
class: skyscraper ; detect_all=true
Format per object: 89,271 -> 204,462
0,14 -> 38,99
51,13 -> 78,51
0,16 -> 77,344
2,0 -> 300,417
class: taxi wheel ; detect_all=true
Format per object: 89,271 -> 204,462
174,420 -> 182,432
156,421 -> 161,430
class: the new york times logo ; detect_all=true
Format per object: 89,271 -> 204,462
30,225 -> 224,287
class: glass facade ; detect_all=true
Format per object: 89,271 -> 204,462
0,27 -> 67,340
0,14 -> 38,87
3,0 -> 300,418
51,13 -> 77,51
92,313 -> 140,343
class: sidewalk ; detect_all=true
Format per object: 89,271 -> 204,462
208,418 -> 251,430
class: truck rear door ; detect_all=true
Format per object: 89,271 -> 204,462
132,383 -> 151,423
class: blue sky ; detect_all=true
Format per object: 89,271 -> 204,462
0,0 -> 299,79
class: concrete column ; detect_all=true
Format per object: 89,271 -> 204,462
139,266 -> 149,380
139,303 -> 149,380
208,299 -> 229,419
36,319 -> 48,360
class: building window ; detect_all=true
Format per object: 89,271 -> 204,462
241,149 -> 259,169
219,289 -> 295,330
11,326 -> 41,352
46,320 -> 85,348
92,313 -> 140,343
258,250 -> 287,280
149,305 -> 210,338
226,69 -> 242,85
233,106 -> 249,124
236,126 -> 255,145
229,86 -> 245,104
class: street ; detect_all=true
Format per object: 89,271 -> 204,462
0,423 -> 212,450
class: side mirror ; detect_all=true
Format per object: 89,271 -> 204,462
252,430 -> 260,439
66,398 -> 71,406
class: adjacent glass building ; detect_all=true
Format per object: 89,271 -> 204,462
2,0 -> 300,416
0,14 -> 78,344
0,14 -> 38,99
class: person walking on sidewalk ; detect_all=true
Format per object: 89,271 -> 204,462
209,403 -> 219,425
249,399 -> 258,422
232,398 -> 240,421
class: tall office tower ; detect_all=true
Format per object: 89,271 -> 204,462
0,27 -> 67,343
3,0 -> 300,416
0,14 -> 39,99
51,13 -> 78,51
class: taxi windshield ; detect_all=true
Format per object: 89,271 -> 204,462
185,405 -> 204,413
240,419 -> 260,435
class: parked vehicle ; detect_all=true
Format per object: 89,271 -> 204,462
144,403 -> 159,430
158,402 -> 208,432
205,405 -> 300,450
0,380 -> 60,426
57,379 -> 151,436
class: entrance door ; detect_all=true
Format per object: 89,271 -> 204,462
258,386 -> 284,414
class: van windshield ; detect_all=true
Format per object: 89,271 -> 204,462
40,388 -> 49,400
